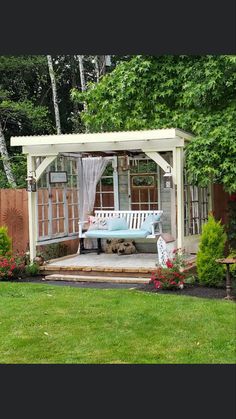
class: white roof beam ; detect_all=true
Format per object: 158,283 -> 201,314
11,128 -> 192,147
22,138 -> 184,156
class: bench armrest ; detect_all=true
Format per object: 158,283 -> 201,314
78,220 -> 89,237
151,220 -> 163,236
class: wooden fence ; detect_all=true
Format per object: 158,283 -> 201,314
213,184 -> 230,225
0,188 -> 79,256
0,189 -> 29,253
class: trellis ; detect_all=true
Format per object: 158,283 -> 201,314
10,128 -> 211,261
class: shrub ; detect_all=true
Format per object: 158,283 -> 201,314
0,256 -> 16,280
25,263 -> 40,276
196,215 -> 227,287
150,249 -> 189,290
40,243 -> 68,261
0,226 -> 12,256
12,252 -> 27,278
184,275 -> 196,285
0,251 -> 28,281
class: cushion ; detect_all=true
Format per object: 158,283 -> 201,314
107,217 -> 128,231
88,216 -> 108,230
140,214 -> 161,233
85,229 -> 149,239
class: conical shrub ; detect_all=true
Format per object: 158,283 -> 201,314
196,215 -> 227,286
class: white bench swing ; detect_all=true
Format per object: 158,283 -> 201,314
78,210 -> 163,254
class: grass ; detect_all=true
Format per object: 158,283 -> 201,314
0,282 -> 235,364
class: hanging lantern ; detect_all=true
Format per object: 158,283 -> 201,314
120,155 -> 129,171
26,174 -> 37,192
163,167 -> 173,189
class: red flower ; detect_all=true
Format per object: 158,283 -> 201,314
154,280 -> 162,289
166,259 -> 174,268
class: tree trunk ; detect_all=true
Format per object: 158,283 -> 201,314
94,56 -> 100,83
77,55 -> 86,92
94,55 -> 110,81
47,55 -> 61,135
77,55 -> 87,113
0,120 -> 16,188
71,56 -> 80,132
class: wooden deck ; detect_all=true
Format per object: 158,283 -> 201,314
40,253 -> 158,278
40,252 -> 196,282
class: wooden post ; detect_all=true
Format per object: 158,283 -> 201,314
112,156 -> 119,210
27,155 -> 37,262
225,264 -> 232,299
170,149 -> 177,240
175,147 -> 184,249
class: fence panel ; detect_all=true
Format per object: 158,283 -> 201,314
0,189 -> 29,253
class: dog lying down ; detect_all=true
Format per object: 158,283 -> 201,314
104,239 -> 137,255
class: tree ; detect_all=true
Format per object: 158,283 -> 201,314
0,120 -> 16,187
94,55 -> 111,82
0,56 -> 53,187
47,55 -> 61,134
71,55 -> 236,192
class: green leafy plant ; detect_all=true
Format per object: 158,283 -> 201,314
0,226 -> 12,256
25,263 -> 40,276
196,215 -> 227,287
40,243 -> 69,261
184,275 -> 196,285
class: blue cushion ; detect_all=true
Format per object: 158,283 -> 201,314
85,229 -> 149,239
140,214 -> 160,233
107,217 -> 128,231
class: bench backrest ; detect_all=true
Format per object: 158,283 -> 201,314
94,210 -> 163,230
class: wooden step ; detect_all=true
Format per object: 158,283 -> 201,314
44,274 -> 149,284
40,265 -> 151,278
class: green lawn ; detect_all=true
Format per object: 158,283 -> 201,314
0,282 -> 235,364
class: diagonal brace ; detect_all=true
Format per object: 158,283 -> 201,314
35,155 -> 58,181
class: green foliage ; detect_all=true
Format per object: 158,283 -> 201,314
71,55 -> 236,192
25,263 -> 40,276
39,243 -> 69,261
0,226 -> 12,256
0,155 -> 27,189
184,275 -> 196,285
196,215 -> 227,286
0,54 -> 117,188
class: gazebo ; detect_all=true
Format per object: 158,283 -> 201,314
11,128 -> 212,262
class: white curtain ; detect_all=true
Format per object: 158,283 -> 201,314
79,156 -> 108,222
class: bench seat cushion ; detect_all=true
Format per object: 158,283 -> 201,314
85,229 -> 149,239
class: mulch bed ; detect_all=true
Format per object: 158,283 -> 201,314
2,276 -> 236,300
136,282 -> 236,300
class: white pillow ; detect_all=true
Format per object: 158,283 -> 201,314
88,216 -> 108,230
